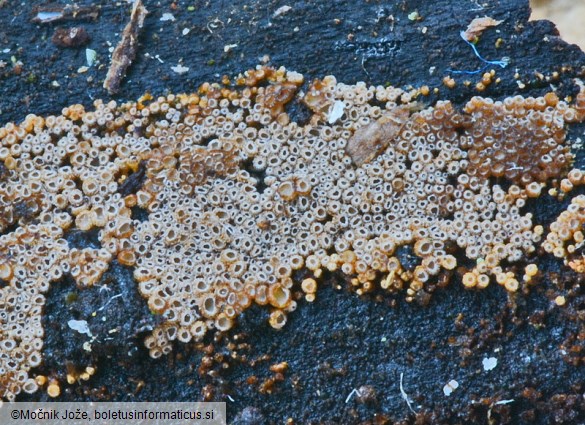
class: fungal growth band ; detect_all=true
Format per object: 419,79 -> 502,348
1,66 -> 585,400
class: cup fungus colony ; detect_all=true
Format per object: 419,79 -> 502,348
1,66 -> 585,400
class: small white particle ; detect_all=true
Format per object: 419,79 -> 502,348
86,49 -> 97,67
400,373 -> 417,413
224,44 -> 238,53
160,13 -> 175,22
51,80 -> 60,88
182,28 -> 190,36
273,5 -> 292,18
171,64 -> 189,74
482,357 -> 498,371
327,101 -> 345,124
77,66 -> 89,74
345,388 -> 361,403
443,379 -> 459,396
2,48 -> 10,53
68,319 -> 92,336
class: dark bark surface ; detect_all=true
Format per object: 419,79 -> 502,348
4,0 -> 585,423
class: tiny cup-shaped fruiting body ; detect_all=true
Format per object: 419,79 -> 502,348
201,296 -> 217,318
568,168 -> 584,185
476,273 -> 490,289
116,220 -> 134,238
301,278 -> 317,294
268,285 -> 291,309
47,381 -> 61,398
439,255 -> 457,270
504,277 -> 519,292
220,249 -> 238,264
117,249 -> 136,266
462,272 -> 477,288
295,177 -> 312,196
75,210 -> 94,231
277,180 -> 296,201
148,295 -> 167,315
215,313 -> 233,332
22,379 -> 38,394
305,255 -> 320,271
560,179 -> 573,193
255,285 -> 268,305
190,320 -> 207,340
526,182 -> 542,198
523,263 -> 538,282
414,239 -> 432,257
269,310 -> 287,329
289,254 -> 304,270
35,375 -> 47,386
0,261 -> 13,281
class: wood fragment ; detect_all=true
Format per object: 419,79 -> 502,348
463,16 -> 503,41
103,0 -> 148,95
52,27 -> 91,48
346,106 -> 410,166
32,4 -> 99,24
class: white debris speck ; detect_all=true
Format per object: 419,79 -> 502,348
223,44 -> 238,53
86,49 -> 97,67
273,5 -> 292,17
328,101 -> 345,124
2,48 -> 10,53
345,388 -> 361,403
495,399 -> 514,405
82,341 -> 92,352
443,379 -> 459,396
35,11 -> 61,23
400,373 -> 417,413
182,28 -> 190,36
155,55 -> 164,63
293,26 -> 299,32
171,64 -> 189,74
77,66 -> 89,74
160,13 -> 175,22
482,357 -> 498,371
51,80 -> 60,88
68,319 -> 92,337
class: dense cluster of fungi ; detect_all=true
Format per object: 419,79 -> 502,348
1,66 -> 585,399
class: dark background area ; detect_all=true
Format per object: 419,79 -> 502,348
3,0 -> 585,423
